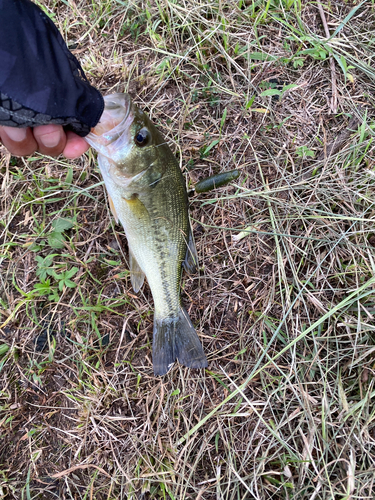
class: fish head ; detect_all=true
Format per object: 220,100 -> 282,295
86,93 -> 166,182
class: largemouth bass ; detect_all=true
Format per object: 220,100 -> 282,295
85,94 -> 207,376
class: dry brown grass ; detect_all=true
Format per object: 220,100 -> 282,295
1,0 -> 375,498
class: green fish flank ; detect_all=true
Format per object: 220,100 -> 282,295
86,94 -> 207,376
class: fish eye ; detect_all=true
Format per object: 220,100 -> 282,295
134,128 -> 150,147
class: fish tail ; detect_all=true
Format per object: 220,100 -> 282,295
153,307 -> 207,376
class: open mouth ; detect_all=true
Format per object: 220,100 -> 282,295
91,93 -> 133,139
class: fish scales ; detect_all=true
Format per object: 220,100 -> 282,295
86,93 -> 207,375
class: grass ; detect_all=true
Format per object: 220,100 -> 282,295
2,0 -> 375,498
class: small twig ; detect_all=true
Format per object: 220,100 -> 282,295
316,114 -> 361,161
0,149 -> 10,193
317,2 -> 338,113
299,113 -> 361,181
50,464 -> 111,479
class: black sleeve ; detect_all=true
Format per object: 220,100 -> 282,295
0,0 -> 104,136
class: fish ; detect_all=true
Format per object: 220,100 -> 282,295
85,93 -> 207,376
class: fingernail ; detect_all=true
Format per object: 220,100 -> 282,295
39,130 -> 62,148
5,127 -> 27,142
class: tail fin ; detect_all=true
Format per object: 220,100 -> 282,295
152,307 -> 207,376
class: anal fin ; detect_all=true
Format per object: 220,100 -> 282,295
129,249 -> 145,293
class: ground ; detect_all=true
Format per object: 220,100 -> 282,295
1,0 -> 375,499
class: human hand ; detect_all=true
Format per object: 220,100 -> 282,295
0,124 -> 89,159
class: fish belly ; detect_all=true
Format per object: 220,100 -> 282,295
123,206 -> 181,320
102,173 -> 181,320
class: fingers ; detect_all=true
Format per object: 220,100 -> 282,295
63,131 -> 89,159
0,126 -> 37,156
0,125 -> 89,159
33,124 -> 66,156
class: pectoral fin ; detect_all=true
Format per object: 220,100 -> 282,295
122,195 -> 150,222
129,249 -> 145,293
183,223 -> 198,274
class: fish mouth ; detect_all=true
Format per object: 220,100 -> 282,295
103,93 -> 132,117
90,93 -> 133,141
